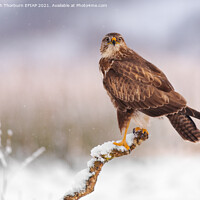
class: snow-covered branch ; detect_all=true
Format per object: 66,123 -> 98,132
63,130 -> 149,200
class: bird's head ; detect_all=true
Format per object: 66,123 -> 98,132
100,33 -> 127,58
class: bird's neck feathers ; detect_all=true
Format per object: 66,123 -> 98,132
101,45 -> 127,59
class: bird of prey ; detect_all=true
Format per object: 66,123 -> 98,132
99,32 -> 200,150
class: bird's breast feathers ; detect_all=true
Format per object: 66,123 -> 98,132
101,44 -> 121,58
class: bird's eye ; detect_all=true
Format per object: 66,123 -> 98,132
119,37 -> 122,41
105,37 -> 110,42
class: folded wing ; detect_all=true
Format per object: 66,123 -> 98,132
103,59 -> 186,117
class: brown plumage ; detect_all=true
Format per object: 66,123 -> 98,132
99,32 -> 200,143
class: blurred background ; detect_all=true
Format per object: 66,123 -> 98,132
0,0 -> 200,199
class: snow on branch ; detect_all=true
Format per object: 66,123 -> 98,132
63,130 -> 148,200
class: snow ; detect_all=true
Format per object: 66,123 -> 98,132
5,146 -> 12,155
66,168 -> 93,196
20,147 -> 46,168
0,151 -> 7,168
65,133 -> 137,196
91,133 -> 136,161
87,158 -> 96,168
126,132 -> 137,146
1,156 -> 200,200
7,129 -> 13,137
91,140 -> 123,162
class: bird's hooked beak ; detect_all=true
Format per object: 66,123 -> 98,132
111,37 -> 116,46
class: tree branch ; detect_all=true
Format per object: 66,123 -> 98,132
63,130 -> 148,200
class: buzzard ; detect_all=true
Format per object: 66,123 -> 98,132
99,32 -> 200,150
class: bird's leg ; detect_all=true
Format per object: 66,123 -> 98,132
113,120 -> 130,151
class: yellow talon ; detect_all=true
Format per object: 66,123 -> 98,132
113,124 -> 149,151
113,139 -> 130,151
142,128 -> 148,134
135,127 -> 141,132
134,127 -> 149,135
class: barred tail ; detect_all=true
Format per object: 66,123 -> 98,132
185,106 -> 200,120
167,112 -> 200,142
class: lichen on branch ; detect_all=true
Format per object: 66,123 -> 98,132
64,130 -> 148,200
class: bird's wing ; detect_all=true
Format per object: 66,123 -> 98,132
112,59 -> 174,92
103,60 -> 186,116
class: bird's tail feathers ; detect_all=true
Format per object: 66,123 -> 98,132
167,113 -> 200,142
185,106 -> 200,120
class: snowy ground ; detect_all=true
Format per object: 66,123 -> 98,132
1,156 -> 200,200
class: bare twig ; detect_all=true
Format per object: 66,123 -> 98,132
0,126 -> 46,200
8,147 -> 46,184
64,130 -> 148,200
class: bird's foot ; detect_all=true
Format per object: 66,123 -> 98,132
114,120 -> 131,152
133,127 -> 149,135
113,139 -> 130,152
